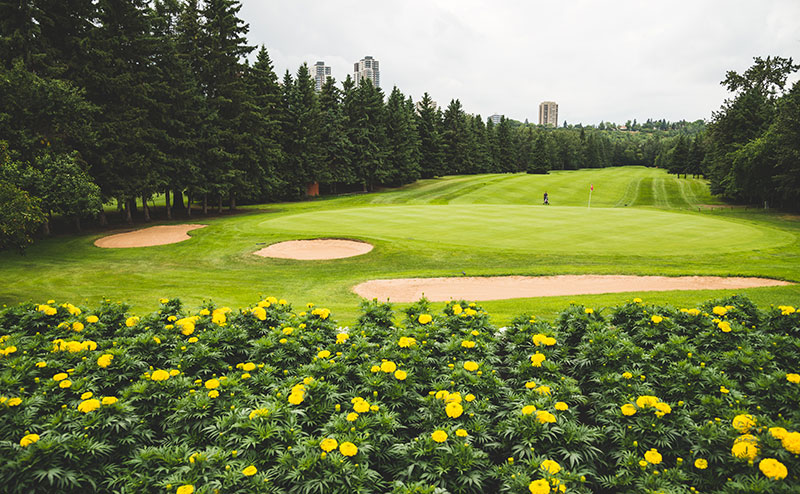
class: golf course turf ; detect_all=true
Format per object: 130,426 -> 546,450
1,167 -> 798,324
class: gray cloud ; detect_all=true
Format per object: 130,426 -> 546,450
240,0 -> 800,124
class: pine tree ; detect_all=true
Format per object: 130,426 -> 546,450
345,78 -> 386,191
318,76 -> 354,193
415,92 -> 442,178
381,87 -> 420,186
441,99 -> 469,174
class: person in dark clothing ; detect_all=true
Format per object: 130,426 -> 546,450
543,192 -> 549,205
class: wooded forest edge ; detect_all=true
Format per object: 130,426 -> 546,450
1,0 -> 799,252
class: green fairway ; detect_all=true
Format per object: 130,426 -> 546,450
1,167 -> 798,323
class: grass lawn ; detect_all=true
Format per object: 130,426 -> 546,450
2,166 -> 798,324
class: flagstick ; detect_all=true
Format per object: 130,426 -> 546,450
588,188 -> 592,208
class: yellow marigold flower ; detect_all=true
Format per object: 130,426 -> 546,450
81,340 -> 97,351
77,399 -> 101,413
720,386 -> 730,394
759,458 -> 788,480
169,369 -> 180,376
622,372 -> 633,379
540,459 -> 561,474
242,465 -> 257,476
455,428 -> 468,437
621,404 -> 637,416
53,373 -> 68,382
208,390 -> 219,398
555,402 -> 568,411
249,408 -> 269,420
431,430 -> 448,443
522,405 -> 536,415
339,441 -> 358,457
636,395 -> 659,408
445,392 -> 462,404
461,340 -> 476,348
418,314 -> 432,325
651,315 -> 663,324
654,402 -> 672,417
36,361 -> 47,368
394,370 -> 407,381
97,354 -> 113,368
786,373 -> 800,384
346,412 -> 358,422
536,385 -> 551,396
20,433 -> 40,447
530,352 -> 546,367
81,391 -> 93,400
370,365 -> 380,373
151,369 -> 170,381
694,458 -> 708,469
528,479 -> 550,494
239,362 -> 255,372
732,414 -> 756,433
712,306 -> 727,316
317,350 -> 332,360
279,338 -> 287,344
718,321 -> 732,333
731,436 -> 759,460
644,448 -> 662,464
463,361 -> 479,372
176,485 -> 194,494
633,298 -> 642,303
153,336 -> 161,344
446,402 -> 463,418
59,380 -> 72,388
584,308 -> 594,314
320,438 -> 338,452
781,431 -> 800,454
252,307 -> 267,321
241,372 -> 251,379
525,381 -> 537,389
72,322 -> 84,332
451,304 -> 463,315
198,308 -> 210,316
353,400 -> 370,413
288,392 -> 304,405
7,397 -> 22,406
101,396 -> 118,405
380,360 -> 397,373
125,316 -> 139,327
187,337 -> 198,343
464,308 -> 477,316
769,427 -> 788,440
536,410 -> 556,424
336,333 -> 349,344
465,393 -> 475,402
37,304 -> 57,316
204,379 -> 220,390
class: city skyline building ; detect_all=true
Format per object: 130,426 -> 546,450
539,101 -> 558,127
354,55 -> 380,88
312,61 -> 332,92
489,114 -> 502,125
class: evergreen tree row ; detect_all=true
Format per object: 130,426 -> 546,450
1,1 -> 709,251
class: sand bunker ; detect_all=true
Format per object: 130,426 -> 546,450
353,275 -> 792,302
94,224 -> 207,248
255,239 -> 373,260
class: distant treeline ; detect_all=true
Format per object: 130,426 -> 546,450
6,1 -> 782,252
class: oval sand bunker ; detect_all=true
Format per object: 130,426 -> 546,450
94,224 -> 207,248
353,275 -> 792,302
255,239 -> 373,260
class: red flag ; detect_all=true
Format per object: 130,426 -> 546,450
590,184 -> 594,191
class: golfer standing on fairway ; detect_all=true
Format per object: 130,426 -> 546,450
543,191 -> 549,205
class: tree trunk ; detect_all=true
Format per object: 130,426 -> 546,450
165,189 -> 172,220
229,192 -> 236,211
173,189 -> 183,212
98,209 -> 108,226
142,194 -> 151,222
217,195 -> 223,213
42,218 -> 50,236
186,192 -> 192,216
203,194 -> 208,215
125,199 -> 133,224
74,216 -> 81,232
129,197 -> 138,216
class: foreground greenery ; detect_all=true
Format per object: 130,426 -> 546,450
1,294 -> 799,493
0,167 -> 798,324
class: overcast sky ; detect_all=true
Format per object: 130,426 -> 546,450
239,1 -> 800,125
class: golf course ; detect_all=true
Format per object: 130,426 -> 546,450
1,166 -> 797,323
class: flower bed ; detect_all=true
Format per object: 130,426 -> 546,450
0,295 -> 798,493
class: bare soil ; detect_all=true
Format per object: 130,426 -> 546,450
94,224 -> 207,248
352,275 -> 792,302
254,239 -> 374,260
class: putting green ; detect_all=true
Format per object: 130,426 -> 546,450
259,205 -> 793,256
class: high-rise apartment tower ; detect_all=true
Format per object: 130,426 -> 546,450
312,61 -> 332,92
539,101 -> 558,127
354,56 -> 380,88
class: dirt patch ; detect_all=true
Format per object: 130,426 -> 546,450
94,224 -> 207,248
254,239 -> 373,260
353,275 -> 793,302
